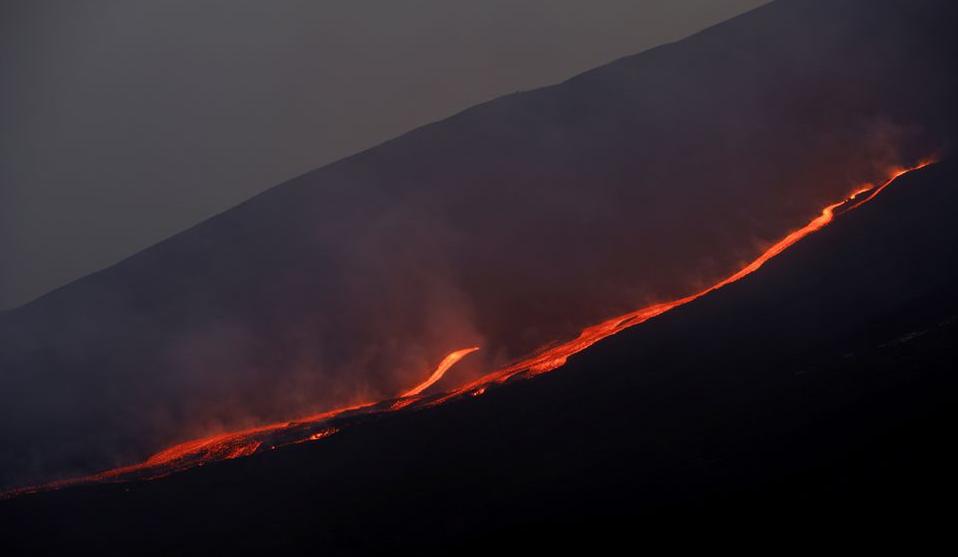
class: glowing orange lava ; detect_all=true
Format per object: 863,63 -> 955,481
402,346 -> 480,397
427,160 -> 934,404
2,159 -> 934,499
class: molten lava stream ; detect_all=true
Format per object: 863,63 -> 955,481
402,347 -> 481,397
426,159 -> 936,404
4,159 -> 934,498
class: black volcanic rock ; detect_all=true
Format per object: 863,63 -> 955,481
1,0 -> 957,489
3,149 -> 956,556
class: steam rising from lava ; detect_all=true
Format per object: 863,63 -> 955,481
5,0 -> 955,491
3,160 -> 934,499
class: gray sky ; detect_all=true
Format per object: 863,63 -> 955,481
0,0 -> 768,309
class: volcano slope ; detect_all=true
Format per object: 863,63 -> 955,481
3,160 -> 956,552
1,0 -> 957,490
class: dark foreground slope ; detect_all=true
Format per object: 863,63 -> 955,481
4,161 -> 956,553
1,0 -> 957,489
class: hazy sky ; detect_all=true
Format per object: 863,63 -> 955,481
0,0 -> 768,309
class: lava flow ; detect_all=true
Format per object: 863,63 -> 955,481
3,159 -> 934,499
401,346 -> 481,398
425,159 -> 934,406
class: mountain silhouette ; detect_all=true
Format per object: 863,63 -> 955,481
1,0 -> 956,492
4,132 -> 956,556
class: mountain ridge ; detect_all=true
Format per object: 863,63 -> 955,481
1,0 -> 956,490
3,158 -> 956,553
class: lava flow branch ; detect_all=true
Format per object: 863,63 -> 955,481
401,346 -> 481,398
3,159 -> 935,499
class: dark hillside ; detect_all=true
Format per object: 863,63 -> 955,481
3,159 -> 956,554
2,0 -> 956,490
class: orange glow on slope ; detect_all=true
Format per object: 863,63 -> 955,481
2,160 -> 934,499
423,159 -> 936,405
307,428 -> 339,442
847,164 -> 930,210
402,346 -> 480,398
